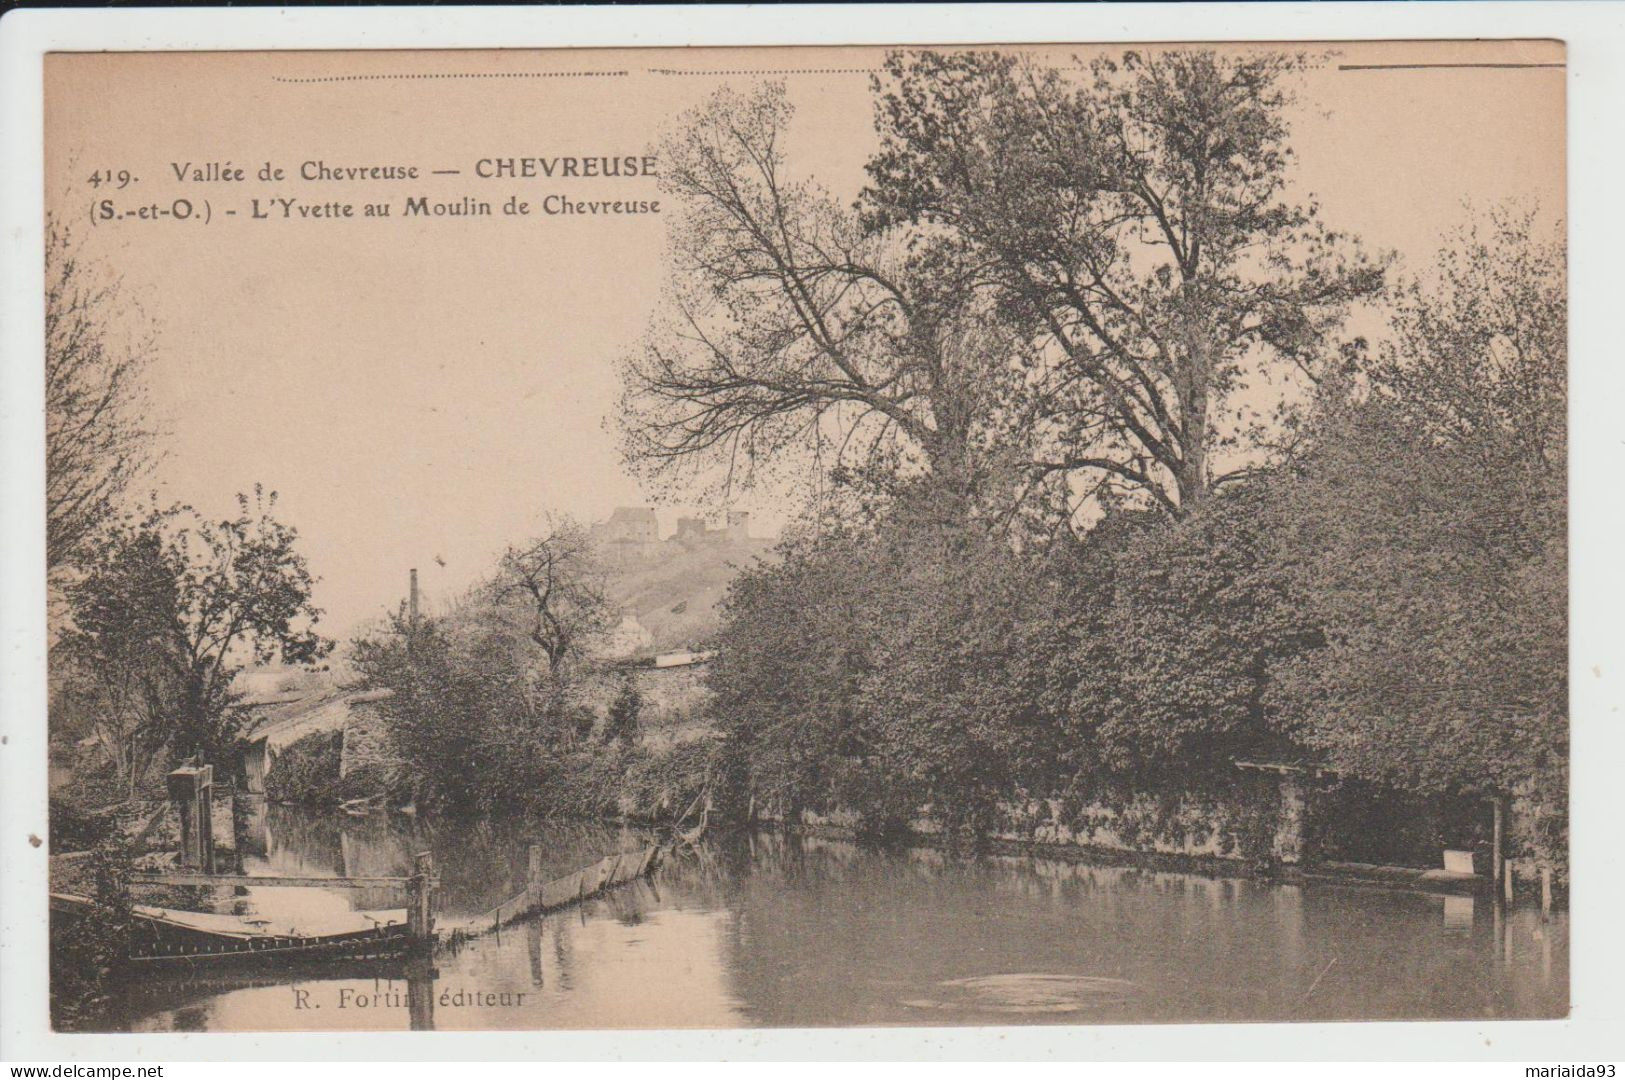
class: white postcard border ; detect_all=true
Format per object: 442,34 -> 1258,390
1,2 -> 1620,1063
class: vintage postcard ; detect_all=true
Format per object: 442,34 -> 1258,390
29,34 -> 1567,1039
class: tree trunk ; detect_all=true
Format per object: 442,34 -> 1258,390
1175,290 -> 1215,512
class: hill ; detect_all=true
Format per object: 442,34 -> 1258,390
604,536 -> 778,653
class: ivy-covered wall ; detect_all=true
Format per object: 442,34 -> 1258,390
769,772 -> 1302,866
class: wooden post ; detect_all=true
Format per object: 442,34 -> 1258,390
1540,865 -> 1553,919
405,871 -> 421,940
174,789 -> 193,868
167,765 -> 214,871
226,779 -> 240,872
528,844 -> 544,909
1505,858 -> 1516,903
407,850 -> 435,946
1491,798 -> 1505,900
200,767 -> 214,873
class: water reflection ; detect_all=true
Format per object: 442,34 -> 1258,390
113,803 -> 1568,1031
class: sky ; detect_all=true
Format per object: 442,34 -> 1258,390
43,40 -> 1564,641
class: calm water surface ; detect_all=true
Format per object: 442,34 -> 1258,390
114,802 -> 1567,1031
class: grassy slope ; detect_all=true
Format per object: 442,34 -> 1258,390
604,536 -> 777,653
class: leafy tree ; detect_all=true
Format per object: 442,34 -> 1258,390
57,487 -> 331,782
353,536 -> 615,815
46,220 -> 161,573
1264,213 -> 1566,861
853,497 -> 1067,836
708,487 -> 1072,836
707,522 -> 882,821
862,49 -> 1386,514
352,612 -> 532,813
1059,492 -> 1313,779
1367,208 -> 1564,470
52,525 -> 181,796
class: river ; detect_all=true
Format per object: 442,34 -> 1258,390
110,801 -> 1567,1031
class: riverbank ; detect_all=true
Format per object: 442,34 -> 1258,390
244,771 -> 1559,907
94,808 -> 1569,1031
778,819 -> 1513,902
232,703 -> 1565,909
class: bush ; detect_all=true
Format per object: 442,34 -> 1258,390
621,738 -> 717,821
49,841 -> 132,1032
49,795 -> 119,850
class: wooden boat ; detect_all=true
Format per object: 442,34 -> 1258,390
127,922 -> 414,967
51,891 -> 416,968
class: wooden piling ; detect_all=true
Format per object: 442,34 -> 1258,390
527,916 -> 545,988
407,851 -> 436,946
406,873 -> 423,940
1491,798 -> 1505,900
227,779 -> 241,872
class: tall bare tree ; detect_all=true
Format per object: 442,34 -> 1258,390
618,84 -> 1036,509
492,516 -> 613,675
45,219 -> 162,571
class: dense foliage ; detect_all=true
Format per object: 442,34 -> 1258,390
706,490 -> 1312,844
1265,213 -> 1567,860
49,842 -> 133,1032
702,210 -> 1565,867
351,613 -> 587,816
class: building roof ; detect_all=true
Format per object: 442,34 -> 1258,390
654,649 -> 717,669
1233,758 -> 1335,779
243,689 -> 393,752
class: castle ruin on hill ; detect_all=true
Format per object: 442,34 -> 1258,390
590,506 -> 751,566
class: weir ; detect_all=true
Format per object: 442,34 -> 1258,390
455,842 -> 667,940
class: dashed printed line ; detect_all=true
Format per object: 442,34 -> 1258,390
647,68 -> 879,76
1337,62 -> 1565,71
272,62 -> 1563,84
273,71 -> 628,84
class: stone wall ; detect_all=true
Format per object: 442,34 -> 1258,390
776,774 -> 1305,866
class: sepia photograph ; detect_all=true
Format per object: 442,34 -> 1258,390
16,26 -> 1578,1045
